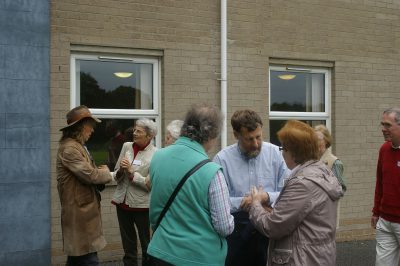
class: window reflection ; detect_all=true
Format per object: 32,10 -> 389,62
77,60 -> 153,110
270,71 -> 325,112
269,120 -> 325,146
86,118 -> 136,170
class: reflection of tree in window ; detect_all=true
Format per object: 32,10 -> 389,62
86,118 -> 135,167
80,72 -> 151,110
269,119 -> 325,146
105,120 -> 125,171
270,70 -> 325,113
271,102 -> 306,112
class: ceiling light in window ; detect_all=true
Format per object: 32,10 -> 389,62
114,72 -> 133,78
278,74 -> 296,80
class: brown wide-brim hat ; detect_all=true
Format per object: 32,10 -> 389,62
60,105 -> 101,131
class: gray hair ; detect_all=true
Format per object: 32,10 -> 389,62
180,104 -> 223,144
136,118 -> 157,137
166,120 -> 183,140
314,124 -> 332,148
383,108 -> 400,124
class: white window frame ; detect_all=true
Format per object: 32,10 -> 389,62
70,53 -> 162,147
269,64 -> 339,224
269,65 -> 331,128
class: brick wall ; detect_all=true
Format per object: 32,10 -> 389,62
50,0 -> 400,263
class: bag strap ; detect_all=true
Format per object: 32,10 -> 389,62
153,158 -> 211,232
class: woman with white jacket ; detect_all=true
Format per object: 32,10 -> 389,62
112,118 -> 158,266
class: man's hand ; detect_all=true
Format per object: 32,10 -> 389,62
371,215 -> 379,229
251,186 -> 270,206
97,165 -> 112,183
240,186 -> 271,212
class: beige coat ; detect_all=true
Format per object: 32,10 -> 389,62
56,138 -> 112,256
111,142 -> 157,208
249,160 -> 343,266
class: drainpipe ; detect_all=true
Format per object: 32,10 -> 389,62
221,0 -> 227,148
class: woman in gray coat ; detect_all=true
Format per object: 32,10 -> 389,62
241,120 -> 343,266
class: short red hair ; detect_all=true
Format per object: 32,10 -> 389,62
277,120 -> 319,164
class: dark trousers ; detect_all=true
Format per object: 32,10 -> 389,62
116,206 -> 150,266
147,255 -> 174,266
66,252 -> 99,266
225,213 -> 269,266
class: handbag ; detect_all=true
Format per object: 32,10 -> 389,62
153,158 -> 211,232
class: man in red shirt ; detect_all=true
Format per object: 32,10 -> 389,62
372,107 -> 400,266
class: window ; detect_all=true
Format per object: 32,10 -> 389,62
70,53 -> 160,168
269,65 -> 330,145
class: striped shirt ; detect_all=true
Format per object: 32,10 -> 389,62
208,170 -> 234,237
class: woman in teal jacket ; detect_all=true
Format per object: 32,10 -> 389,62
147,104 -> 234,266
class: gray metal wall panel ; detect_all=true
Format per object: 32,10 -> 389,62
0,0 -> 50,265
0,114 -> 4,148
3,80 -> 49,113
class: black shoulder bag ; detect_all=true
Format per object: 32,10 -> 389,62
153,158 -> 211,232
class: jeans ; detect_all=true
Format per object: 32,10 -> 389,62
376,217 -> 400,266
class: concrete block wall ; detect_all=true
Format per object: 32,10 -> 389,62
0,1 -> 51,265
50,0 -> 400,263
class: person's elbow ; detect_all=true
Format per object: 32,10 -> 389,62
214,216 -> 235,237
215,228 -> 233,238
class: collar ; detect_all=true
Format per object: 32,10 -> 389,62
133,141 -> 151,151
291,164 -> 300,173
175,137 -> 208,157
388,141 -> 400,149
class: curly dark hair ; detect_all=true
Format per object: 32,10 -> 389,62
180,104 -> 223,144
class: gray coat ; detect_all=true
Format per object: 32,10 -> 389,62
249,160 -> 343,266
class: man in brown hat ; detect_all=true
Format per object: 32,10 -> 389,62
57,105 -> 112,265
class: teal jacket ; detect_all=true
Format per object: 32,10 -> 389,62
148,137 -> 227,265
